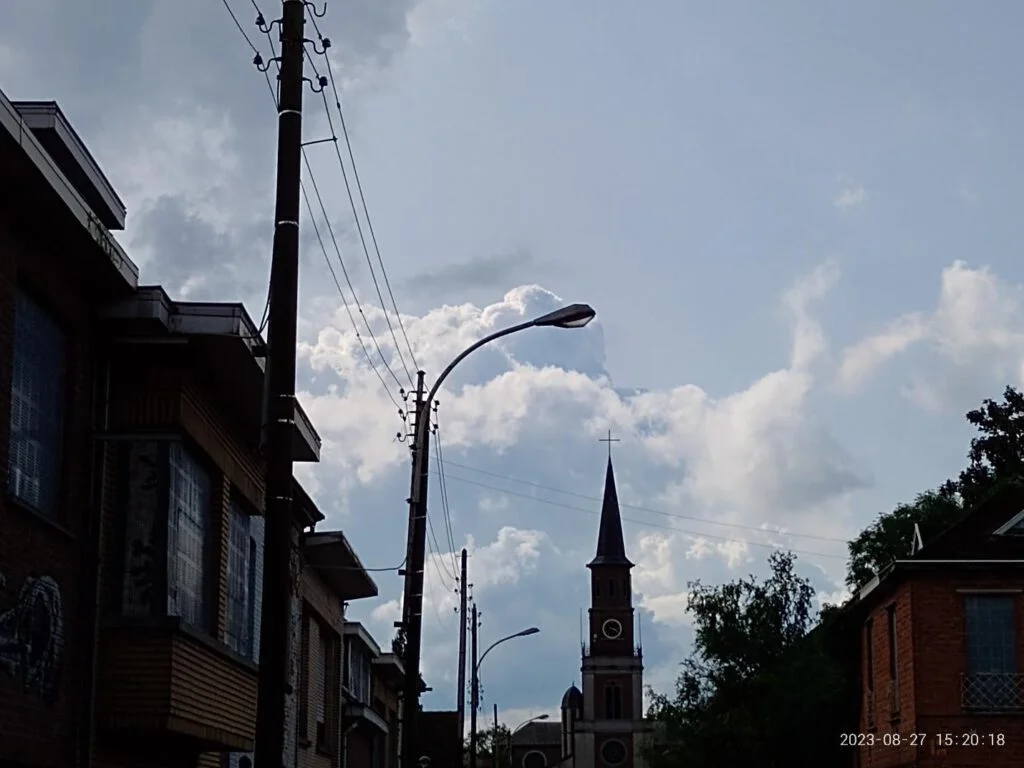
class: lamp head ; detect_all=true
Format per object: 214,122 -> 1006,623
516,627 -> 540,638
536,714 -> 550,721
531,303 -> 596,329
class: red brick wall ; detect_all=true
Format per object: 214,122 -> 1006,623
0,209 -> 99,764
859,571 -> 1024,768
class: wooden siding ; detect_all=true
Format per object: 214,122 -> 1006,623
96,620 -> 257,752
180,378 -> 264,513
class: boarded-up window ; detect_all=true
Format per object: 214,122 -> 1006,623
8,290 -> 65,518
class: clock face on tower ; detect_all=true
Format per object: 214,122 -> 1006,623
602,618 -> 623,639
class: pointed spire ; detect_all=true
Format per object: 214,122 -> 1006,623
588,457 -> 633,567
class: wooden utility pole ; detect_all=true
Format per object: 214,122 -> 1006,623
400,370 -> 427,766
254,1 -> 305,766
455,549 -> 469,766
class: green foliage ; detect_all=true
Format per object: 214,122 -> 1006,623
845,385 -> 1024,589
464,723 -> 512,763
644,551 -> 856,768
648,385 -> 1024,767
845,488 -> 962,589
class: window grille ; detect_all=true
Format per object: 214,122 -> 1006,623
8,290 -> 65,517
167,443 -> 211,630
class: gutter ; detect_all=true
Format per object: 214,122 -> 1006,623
77,348 -> 112,766
857,559 -> 1024,602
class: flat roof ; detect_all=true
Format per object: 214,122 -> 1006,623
0,87 -> 137,287
304,530 -> 378,600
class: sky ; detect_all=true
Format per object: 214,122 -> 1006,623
5,0 -> 1024,729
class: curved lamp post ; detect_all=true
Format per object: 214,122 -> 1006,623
399,301 -> 595,768
471,628 -> 541,768
507,714 -> 549,768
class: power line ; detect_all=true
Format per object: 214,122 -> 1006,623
318,40 -> 419,374
434,470 -> 849,562
439,458 -> 850,544
432,419 -> 461,577
221,0 -> 260,54
312,84 -> 413,386
239,9 -> 405,411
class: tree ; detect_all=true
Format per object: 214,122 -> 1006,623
464,723 -> 512,766
645,551 -> 854,768
845,488 -> 962,589
845,385 -> 1024,589
955,385 -> 1024,507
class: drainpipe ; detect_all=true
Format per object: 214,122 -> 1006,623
77,348 -> 112,767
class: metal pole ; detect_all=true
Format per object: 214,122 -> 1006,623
254,2 -> 305,767
455,549 -> 468,766
492,703 -> 498,767
469,603 -> 479,768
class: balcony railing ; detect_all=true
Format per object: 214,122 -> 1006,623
962,672 -> 1024,712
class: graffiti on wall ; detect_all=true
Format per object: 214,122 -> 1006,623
0,570 -> 64,705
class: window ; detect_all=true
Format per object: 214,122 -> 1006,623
608,579 -> 614,597
865,620 -> 874,691
886,605 -> 898,684
594,578 -> 600,597
964,595 -> 1019,710
604,682 -> 622,719
349,645 -> 372,704
315,626 -> 327,746
622,579 -> 629,597
225,501 -> 256,658
600,740 -> 627,766
8,290 -> 65,518
116,441 -> 216,633
167,443 -> 213,630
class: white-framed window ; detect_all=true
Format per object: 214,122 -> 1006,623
167,442 -> 212,630
225,501 -> 256,657
349,645 -> 373,704
8,289 -> 65,518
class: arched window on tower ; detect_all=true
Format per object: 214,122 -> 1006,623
608,579 -> 615,596
604,682 -> 623,719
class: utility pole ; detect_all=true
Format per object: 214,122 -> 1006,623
492,704 -> 499,766
254,2 -> 305,767
469,603 -> 479,768
455,549 -> 468,765
400,371 -> 428,767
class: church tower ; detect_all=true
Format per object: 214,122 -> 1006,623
575,455 -> 647,768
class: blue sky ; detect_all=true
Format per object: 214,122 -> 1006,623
5,0 -> 1024,726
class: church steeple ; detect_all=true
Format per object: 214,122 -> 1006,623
588,457 -> 633,568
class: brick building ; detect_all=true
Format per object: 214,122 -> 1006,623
0,88 -> 391,768
341,620 -> 410,768
0,91 -> 137,767
294,532 -> 379,768
856,481 -> 1024,768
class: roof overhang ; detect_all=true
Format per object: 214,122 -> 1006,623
100,286 -> 322,462
304,532 -> 378,600
0,89 -> 138,290
12,101 -> 126,230
857,559 -> 1024,606
343,702 -> 389,734
343,622 -> 384,656
371,653 -> 405,689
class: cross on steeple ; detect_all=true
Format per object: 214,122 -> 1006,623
598,429 -> 620,459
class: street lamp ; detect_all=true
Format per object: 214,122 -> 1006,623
508,715 -> 549,768
399,303 -> 595,768
471,627 -> 541,768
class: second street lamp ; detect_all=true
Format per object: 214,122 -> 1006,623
471,626 -> 541,768
508,714 -> 549,768
399,303 -> 595,768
